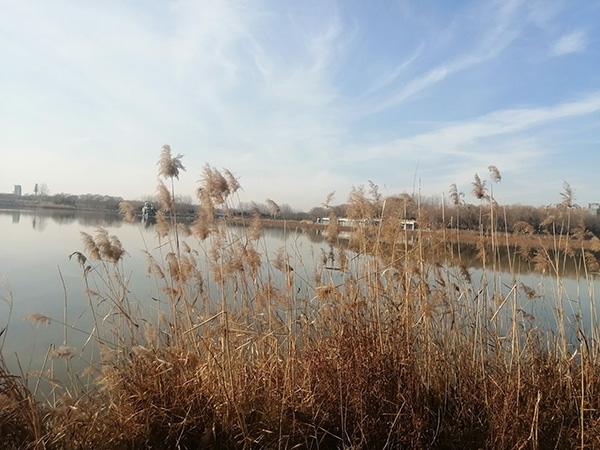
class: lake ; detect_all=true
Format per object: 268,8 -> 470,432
0,209 -> 346,380
0,208 -> 597,391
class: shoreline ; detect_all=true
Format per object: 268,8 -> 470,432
225,217 -> 600,252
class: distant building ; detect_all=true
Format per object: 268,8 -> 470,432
401,219 -> 417,231
13,185 -> 22,197
588,203 -> 600,217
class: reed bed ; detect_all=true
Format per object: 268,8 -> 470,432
2,153 -> 600,449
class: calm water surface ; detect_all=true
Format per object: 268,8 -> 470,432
0,209 -> 338,377
0,208 -> 598,382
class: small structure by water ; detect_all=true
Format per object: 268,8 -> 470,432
141,202 -> 156,220
316,217 -> 417,230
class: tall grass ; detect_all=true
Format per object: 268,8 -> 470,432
2,154 -> 600,449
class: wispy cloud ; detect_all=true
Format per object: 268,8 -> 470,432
1,0 -> 599,209
527,0 -> 564,29
552,30 -> 588,56
361,44 -> 424,97
350,93 -> 600,163
362,0 -> 524,115
337,93 -> 600,202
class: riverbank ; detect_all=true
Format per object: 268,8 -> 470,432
0,200 -> 78,211
226,216 -> 600,252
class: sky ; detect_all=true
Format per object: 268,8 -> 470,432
1,0 -> 600,210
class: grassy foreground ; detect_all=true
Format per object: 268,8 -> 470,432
2,150 -> 600,449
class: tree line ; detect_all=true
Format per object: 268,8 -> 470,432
5,171 -> 600,237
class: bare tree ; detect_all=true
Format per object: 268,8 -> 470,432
39,183 -> 49,197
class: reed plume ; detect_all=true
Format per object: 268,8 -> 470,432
265,198 -> 280,218
488,165 -> 501,183
68,251 -> 88,267
92,228 -> 125,263
326,208 -> 339,243
118,201 -> 136,222
322,191 -> 335,208
248,211 -> 262,241
158,144 -> 185,180
81,231 -> 101,260
155,211 -> 169,238
347,185 -> 374,220
199,164 -> 230,205
449,183 -> 463,206
472,173 -> 487,200
512,221 -> 534,236
560,181 -> 574,208
51,345 -> 74,359
24,312 -> 51,326
223,169 -> 241,195
156,181 -> 174,212
195,187 -> 214,228
191,209 -> 211,241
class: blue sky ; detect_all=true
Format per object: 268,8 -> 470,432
1,0 -> 599,210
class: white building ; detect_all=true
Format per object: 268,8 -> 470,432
316,217 -> 417,230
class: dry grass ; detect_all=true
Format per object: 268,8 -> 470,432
2,154 -> 600,449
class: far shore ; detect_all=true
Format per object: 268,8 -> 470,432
2,203 -> 597,252
225,217 -> 600,252
0,200 -> 79,211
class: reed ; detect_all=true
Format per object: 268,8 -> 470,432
2,153 -> 600,449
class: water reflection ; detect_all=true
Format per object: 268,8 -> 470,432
31,211 -> 47,231
227,222 -> 329,244
308,226 -> 594,280
0,208 -> 124,228
4,208 -> 591,282
440,241 -> 595,279
141,216 -> 156,228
